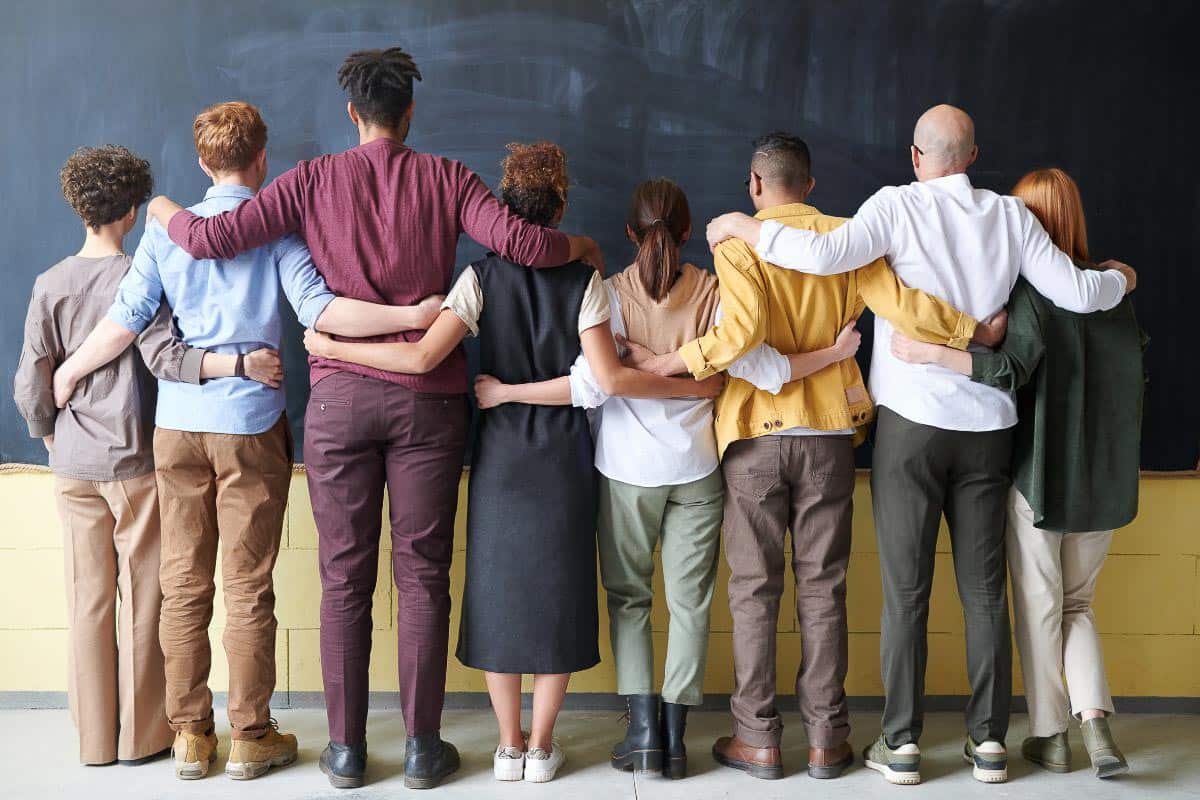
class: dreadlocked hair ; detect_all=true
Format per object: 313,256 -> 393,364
498,142 -> 568,228
337,47 -> 423,130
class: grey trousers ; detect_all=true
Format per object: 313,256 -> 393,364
597,470 -> 724,705
871,407 -> 1013,747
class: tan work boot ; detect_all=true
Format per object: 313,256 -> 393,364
226,720 -> 298,780
173,729 -> 219,780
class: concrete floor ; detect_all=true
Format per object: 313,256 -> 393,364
4,708 -> 1198,799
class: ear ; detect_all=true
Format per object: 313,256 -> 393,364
910,145 -> 920,172
625,224 -> 637,244
347,101 -> 359,126
256,147 -> 268,173
805,175 -> 817,197
124,205 -> 138,224
680,223 -> 692,244
751,173 -> 764,198
405,100 -> 415,123
198,156 -> 216,181
965,144 -> 979,168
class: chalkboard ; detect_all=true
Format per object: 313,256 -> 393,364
2,0 -> 1195,470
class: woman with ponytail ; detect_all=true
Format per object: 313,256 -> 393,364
474,178 -> 810,779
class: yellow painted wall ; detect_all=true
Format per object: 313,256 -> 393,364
1,467 -> 1197,697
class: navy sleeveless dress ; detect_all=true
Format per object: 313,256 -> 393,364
455,255 -> 601,674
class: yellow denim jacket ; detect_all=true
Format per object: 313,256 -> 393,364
679,203 -> 976,456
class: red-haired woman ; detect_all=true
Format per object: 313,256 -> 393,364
891,168 -> 1143,779
305,144 -> 720,784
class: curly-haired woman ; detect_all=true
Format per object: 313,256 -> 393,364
304,142 -> 721,783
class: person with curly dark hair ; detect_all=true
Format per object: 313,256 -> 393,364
303,141 -> 722,785
143,49 -> 606,790
13,145 -> 274,767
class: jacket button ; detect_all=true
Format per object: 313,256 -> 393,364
763,422 -> 771,430
320,403 -> 326,412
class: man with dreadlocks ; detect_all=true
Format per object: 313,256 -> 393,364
148,47 -> 601,790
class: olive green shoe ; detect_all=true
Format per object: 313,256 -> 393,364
963,737 -> 1008,783
1021,731 -> 1072,773
863,734 -> 921,785
1081,718 -> 1128,779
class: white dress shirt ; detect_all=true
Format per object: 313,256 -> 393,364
568,284 -> 817,487
754,173 -> 1128,432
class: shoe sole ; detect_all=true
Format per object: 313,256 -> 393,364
712,747 -> 783,780
494,759 -> 525,782
1024,754 -> 1071,774
319,758 -> 365,789
175,751 -> 217,780
611,749 -> 663,773
404,763 -> 459,790
808,753 -> 854,779
524,754 -> 565,783
864,758 -> 921,785
1093,754 -> 1129,779
226,751 -> 297,781
662,755 -> 687,780
963,752 -> 1008,783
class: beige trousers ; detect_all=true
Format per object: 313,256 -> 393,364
1007,489 -> 1115,737
155,418 -> 291,740
55,473 -> 173,764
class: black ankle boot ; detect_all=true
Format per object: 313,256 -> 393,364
611,694 -> 663,773
319,740 -> 367,789
661,701 -> 689,779
404,733 -> 460,789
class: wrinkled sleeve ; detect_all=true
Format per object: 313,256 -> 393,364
135,302 -> 204,385
275,234 -> 336,328
718,305 -> 792,394
167,166 -> 305,260
969,287 -> 1046,392
856,256 -> 977,349
1018,207 -> 1125,313
440,267 -> 484,337
755,190 -> 893,276
13,282 -> 60,437
678,242 -> 768,379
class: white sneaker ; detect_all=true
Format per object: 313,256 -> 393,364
524,742 -> 565,783
964,738 -> 1009,783
494,744 -> 525,781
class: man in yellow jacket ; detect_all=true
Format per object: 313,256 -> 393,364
628,132 -> 1000,782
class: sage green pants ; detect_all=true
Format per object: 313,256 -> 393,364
597,470 -> 724,706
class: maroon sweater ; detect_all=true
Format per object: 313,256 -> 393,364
166,138 -> 571,393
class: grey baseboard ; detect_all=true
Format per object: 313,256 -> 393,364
4,691 -> 1198,714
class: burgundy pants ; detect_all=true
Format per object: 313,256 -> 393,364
304,373 -> 467,745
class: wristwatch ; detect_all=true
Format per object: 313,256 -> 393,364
234,353 -> 246,378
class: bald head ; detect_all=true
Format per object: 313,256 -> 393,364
912,104 -> 976,176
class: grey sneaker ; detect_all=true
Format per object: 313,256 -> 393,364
963,738 -> 1008,783
1022,731 -> 1071,773
1081,718 -> 1128,779
863,734 -> 921,785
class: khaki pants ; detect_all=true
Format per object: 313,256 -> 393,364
54,473 -> 173,764
155,416 -> 291,741
597,470 -> 724,706
1007,490 -> 1114,736
721,435 -> 854,749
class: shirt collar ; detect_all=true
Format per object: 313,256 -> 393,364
754,202 -> 820,221
923,172 -> 973,191
203,183 -> 256,201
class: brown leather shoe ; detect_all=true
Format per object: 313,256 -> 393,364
808,741 -> 854,779
712,736 -> 783,780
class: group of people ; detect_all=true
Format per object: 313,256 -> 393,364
13,45 -> 1145,790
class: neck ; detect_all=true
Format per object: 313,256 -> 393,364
77,224 -> 126,258
212,172 -> 258,191
759,191 -> 808,210
920,165 -> 967,182
359,121 -> 409,146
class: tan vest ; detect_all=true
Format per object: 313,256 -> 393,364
609,262 -> 720,354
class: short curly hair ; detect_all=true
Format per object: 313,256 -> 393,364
59,145 -> 153,229
498,142 -> 568,227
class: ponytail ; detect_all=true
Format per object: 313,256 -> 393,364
626,179 -> 690,302
634,220 -> 680,302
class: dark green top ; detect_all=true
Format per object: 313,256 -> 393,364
971,272 -> 1146,533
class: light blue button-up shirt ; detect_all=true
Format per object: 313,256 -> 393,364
108,184 -> 335,434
